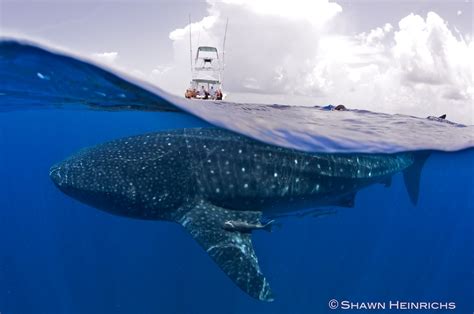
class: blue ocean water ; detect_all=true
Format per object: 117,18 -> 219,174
0,40 -> 473,313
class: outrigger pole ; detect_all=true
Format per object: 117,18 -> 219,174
189,14 -> 193,75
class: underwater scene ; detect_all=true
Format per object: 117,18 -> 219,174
0,41 -> 473,314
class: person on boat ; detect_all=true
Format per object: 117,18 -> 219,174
197,86 -> 204,98
185,88 -> 194,99
216,90 -> 221,100
209,86 -> 216,99
216,89 -> 223,100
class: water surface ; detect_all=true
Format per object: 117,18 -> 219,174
0,39 -> 472,314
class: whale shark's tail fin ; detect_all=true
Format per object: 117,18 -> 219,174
176,201 -> 273,302
403,152 -> 430,205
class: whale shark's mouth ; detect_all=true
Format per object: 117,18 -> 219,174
49,163 -> 75,190
49,163 -> 65,186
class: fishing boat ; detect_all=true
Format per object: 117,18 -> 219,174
185,46 -> 224,100
185,19 -> 228,100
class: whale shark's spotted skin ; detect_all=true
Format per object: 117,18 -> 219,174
50,127 -> 422,301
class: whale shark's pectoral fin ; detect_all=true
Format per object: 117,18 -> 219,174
176,202 -> 273,302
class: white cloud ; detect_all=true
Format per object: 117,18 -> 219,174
91,51 -> 118,64
151,65 -> 172,76
301,12 -> 473,123
358,23 -> 393,47
390,12 -> 473,115
219,0 -> 342,26
169,16 -> 218,42
393,12 -> 474,91
150,2 -> 473,124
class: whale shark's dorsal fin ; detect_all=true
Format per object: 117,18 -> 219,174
176,201 -> 274,302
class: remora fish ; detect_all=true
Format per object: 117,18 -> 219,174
49,127 -> 428,301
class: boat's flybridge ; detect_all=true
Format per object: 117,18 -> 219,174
194,46 -> 219,70
185,18 -> 228,101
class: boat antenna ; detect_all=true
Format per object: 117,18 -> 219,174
221,18 -> 229,85
222,18 -> 229,72
189,14 -> 193,75
197,31 -> 201,53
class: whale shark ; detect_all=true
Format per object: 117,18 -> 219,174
49,127 -> 428,301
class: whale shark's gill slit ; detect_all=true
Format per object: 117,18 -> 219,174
175,201 -> 273,302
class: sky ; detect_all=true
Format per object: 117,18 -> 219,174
1,0 -> 473,124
